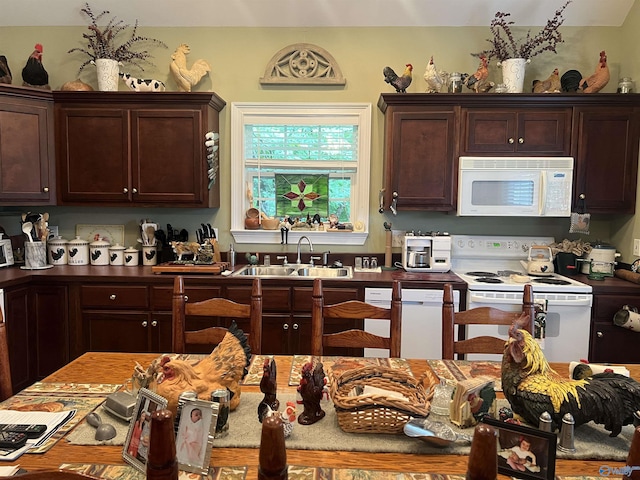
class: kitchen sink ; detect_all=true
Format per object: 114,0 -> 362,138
232,264 -> 353,279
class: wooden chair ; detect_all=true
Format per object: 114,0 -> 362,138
311,278 -> 402,357
442,283 -> 536,360
172,276 -> 263,354
0,471 -> 99,479
0,308 -> 12,401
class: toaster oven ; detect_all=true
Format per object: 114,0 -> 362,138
0,235 -> 14,268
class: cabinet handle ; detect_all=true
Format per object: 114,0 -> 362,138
508,138 -> 515,144
151,320 -> 158,327
184,295 -> 189,302
43,187 -> 49,192
123,187 -> 128,194
292,323 -> 299,330
597,331 -> 603,338
109,294 -> 116,300
518,137 -> 524,144
283,323 -> 289,330
132,188 -> 138,194
142,321 -> 148,327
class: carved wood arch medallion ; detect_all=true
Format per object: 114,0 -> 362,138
260,43 -> 346,85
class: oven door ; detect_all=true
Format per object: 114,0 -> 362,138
465,290 -> 592,362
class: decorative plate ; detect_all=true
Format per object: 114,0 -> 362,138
76,224 -> 125,245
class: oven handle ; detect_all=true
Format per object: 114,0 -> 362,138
468,293 -> 592,308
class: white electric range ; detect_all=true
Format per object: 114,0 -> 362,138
451,235 -> 593,362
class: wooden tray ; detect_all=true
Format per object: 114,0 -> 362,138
152,261 -> 230,274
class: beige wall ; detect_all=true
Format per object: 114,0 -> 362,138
0,19 -> 635,259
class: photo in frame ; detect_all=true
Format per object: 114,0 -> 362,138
122,388 -> 168,473
482,417 -> 557,480
176,398 -> 218,475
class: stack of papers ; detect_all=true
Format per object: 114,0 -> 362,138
0,409 -> 76,461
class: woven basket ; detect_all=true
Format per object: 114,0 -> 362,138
330,365 -> 436,434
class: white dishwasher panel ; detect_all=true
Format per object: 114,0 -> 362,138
364,287 -> 460,359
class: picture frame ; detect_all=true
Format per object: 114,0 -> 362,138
482,417 -> 557,480
175,398 -> 218,475
122,388 -> 168,473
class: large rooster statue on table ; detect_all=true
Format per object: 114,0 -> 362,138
502,315 -> 640,437
154,321 -> 251,416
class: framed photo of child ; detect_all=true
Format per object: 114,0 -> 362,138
176,398 -> 218,475
482,417 -> 557,480
122,388 -> 168,473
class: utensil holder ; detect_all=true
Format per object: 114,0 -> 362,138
25,241 -> 47,269
143,245 -> 158,266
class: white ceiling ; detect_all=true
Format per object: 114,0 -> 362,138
1,0 -> 635,27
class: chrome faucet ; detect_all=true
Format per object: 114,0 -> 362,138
296,235 -> 314,264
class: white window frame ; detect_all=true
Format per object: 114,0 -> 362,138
230,102 -> 371,245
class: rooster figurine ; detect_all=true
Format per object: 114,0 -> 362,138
383,64 -> 413,93
502,314 -> 640,436
0,55 -> 11,84
154,321 -> 251,416
423,56 -> 446,93
170,43 -> 211,92
22,43 -> 49,89
532,68 -> 561,93
258,357 -> 280,422
297,362 -> 326,425
464,55 -> 488,93
579,50 -> 610,94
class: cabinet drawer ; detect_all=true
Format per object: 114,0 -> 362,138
81,285 -> 149,308
225,286 -> 290,312
292,287 -> 360,312
151,285 -> 223,311
593,294 -> 635,321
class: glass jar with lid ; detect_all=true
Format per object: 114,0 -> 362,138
448,73 -> 462,93
617,77 -> 635,94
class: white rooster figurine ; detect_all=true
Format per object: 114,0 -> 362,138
423,56 -> 447,93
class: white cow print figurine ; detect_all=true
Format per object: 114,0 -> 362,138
120,73 -> 166,92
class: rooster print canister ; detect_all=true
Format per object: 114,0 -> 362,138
93,58 -> 121,91
499,58 -> 530,93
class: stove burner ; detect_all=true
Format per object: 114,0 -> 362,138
533,278 -> 571,285
476,277 -> 504,284
466,271 -> 497,277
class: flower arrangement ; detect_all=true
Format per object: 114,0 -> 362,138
68,2 -> 167,74
473,1 -> 571,62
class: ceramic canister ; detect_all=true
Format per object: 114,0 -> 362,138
109,243 -> 126,266
89,236 -> 111,266
124,246 -> 139,266
48,236 -> 68,265
142,245 -> 158,266
67,236 -> 90,265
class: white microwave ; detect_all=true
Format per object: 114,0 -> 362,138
457,156 -> 573,217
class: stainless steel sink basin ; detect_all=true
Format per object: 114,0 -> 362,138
232,264 -> 353,279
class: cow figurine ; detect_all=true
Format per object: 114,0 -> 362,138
120,73 -> 166,92
170,241 -> 200,261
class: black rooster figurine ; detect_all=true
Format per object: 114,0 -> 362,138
258,358 -> 280,422
297,362 -> 326,425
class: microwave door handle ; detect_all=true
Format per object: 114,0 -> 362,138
539,171 -> 547,215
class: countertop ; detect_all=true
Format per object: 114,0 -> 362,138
1,263 -> 638,294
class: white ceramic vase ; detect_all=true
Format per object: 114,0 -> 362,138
499,58 -> 530,93
93,58 -> 121,91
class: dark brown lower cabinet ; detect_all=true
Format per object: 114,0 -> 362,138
4,284 -> 68,392
590,293 -> 640,363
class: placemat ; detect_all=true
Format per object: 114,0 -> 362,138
428,359 -> 503,391
60,464 -> 616,480
61,463 -> 246,480
246,355 -> 414,386
0,382 -> 120,453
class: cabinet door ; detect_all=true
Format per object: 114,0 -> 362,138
573,107 -> 640,213
84,312 -> 154,352
384,109 -> 457,210
463,109 -> 570,155
56,108 -> 130,203
589,293 -> 640,363
132,109 -> 206,206
0,99 -> 55,204
262,314 -> 294,355
4,286 -> 33,392
31,285 -> 68,379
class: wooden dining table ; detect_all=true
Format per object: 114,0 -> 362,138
2,352 -> 638,478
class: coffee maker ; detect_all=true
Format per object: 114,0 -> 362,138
401,233 -> 451,272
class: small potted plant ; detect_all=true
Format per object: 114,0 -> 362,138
473,0 -> 571,92
68,2 -> 167,91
